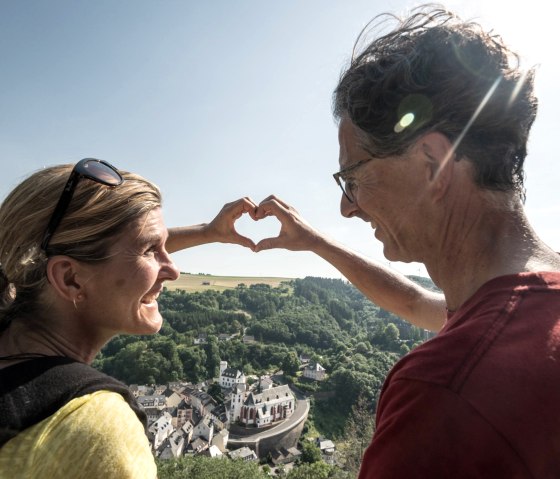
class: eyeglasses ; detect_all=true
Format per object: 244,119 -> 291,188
41,158 -> 123,252
332,157 -> 374,203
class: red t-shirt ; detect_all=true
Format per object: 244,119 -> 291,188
359,272 -> 560,479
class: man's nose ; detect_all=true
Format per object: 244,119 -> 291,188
340,193 -> 360,218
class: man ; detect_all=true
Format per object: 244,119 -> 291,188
255,5 -> 560,478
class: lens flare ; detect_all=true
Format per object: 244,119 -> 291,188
394,112 -> 415,133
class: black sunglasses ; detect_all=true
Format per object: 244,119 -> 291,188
41,158 -> 123,252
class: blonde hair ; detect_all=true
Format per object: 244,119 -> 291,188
0,163 -> 162,328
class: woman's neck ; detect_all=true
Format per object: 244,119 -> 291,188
0,317 -> 102,367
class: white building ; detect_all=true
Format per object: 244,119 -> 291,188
193,414 -> 214,443
232,384 -> 295,428
303,361 -> 326,381
228,447 -> 258,462
211,429 -> 229,453
219,361 -> 246,389
148,411 -> 174,450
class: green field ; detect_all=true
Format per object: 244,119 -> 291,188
166,273 -> 295,292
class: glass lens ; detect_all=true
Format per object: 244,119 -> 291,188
341,178 -> 353,202
83,160 -> 122,185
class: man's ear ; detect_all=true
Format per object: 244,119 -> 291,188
46,256 -> 86,303
419,132 -> 455,201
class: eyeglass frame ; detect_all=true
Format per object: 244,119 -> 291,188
40,158 -> 124,252
332,157 -> 375,204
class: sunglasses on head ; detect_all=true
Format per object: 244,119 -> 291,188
41,158 -> 123,252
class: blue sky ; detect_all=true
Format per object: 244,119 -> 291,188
1,0 -> 558,279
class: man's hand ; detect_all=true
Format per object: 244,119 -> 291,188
253,195 -> 323,252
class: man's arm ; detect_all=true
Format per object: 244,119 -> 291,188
254,195 -> 446,331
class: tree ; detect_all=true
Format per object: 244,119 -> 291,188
282,351 -> 300,376
204,336 -> 221,378
207,383 -> 224,404
301,440 -> 322,464
157,456 -> 266,479
339,394 -> 375,476
286,462 -> 339,479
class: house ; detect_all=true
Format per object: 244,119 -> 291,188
164,389 -> 184,409
194,333 -> 208,345
228,447 -> 257,462
242,335 -> 255,344
218,333 -> 235,341
157,429 -> 187,459
184,387 -> 217,416
143,407 -> 161,425
299,353 -> 311,364
137,394 -> 167,409
211,429 -> 229,453
192,414 -> 214,443
203,445 -> 224,458
129,384 -> 154,397
181,420 -> 194,445
154,384 -> 167,395
219,361 -> 246,389
316,437 -> 336,465
148,412 -> 173,450
172,400 -> 193,429
209,403 -> 229,430
186,437 -> 209,455
270,447 -> 302,465
303,361 -> 326,381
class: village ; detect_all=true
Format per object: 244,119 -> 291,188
130,353 -> 336,471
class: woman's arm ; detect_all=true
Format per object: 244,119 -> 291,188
254,195 -> 446,331
166,197 -> 258,253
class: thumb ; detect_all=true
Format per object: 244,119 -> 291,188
254,236 -> 282,252
233,233 -> 256,251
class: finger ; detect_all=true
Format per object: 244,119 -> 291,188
255,198 -> 284,220
233,233 -> 256,251
254,236 -> 282,252
235,197 -> 259,220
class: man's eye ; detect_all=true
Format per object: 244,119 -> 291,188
346,180 -> 357,192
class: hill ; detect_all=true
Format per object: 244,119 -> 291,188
167,272 -> 295,292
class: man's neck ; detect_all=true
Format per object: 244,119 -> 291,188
425,196 -> 560,312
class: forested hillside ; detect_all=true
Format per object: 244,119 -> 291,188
94,276 -> 436,423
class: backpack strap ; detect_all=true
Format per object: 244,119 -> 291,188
0,356 -> 146,447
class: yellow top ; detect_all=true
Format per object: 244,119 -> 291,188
0,390 -> 157,479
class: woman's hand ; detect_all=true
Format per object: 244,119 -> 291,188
205,197 -> 258,250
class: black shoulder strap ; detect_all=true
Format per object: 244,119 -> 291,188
0,356 -> 147,447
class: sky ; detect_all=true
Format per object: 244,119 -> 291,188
1,0 -> 559,280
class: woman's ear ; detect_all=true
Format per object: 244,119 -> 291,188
420,132 -> 456,201
46,256 -> 86,303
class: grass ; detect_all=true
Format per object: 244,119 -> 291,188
166,272 -> 295,293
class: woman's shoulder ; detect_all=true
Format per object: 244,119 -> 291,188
1,391 -> 157,478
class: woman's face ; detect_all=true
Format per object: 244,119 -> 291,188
80,207 -> 179,337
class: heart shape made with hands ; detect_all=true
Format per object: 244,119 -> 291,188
234,212 -> 281,244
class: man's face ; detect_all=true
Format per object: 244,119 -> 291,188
337,118 -> 428,263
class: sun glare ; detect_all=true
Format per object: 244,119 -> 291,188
452,0 -> 554,68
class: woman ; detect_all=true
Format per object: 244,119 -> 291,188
0,158 -> 256,478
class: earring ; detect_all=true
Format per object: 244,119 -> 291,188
73,293 -> 83,310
